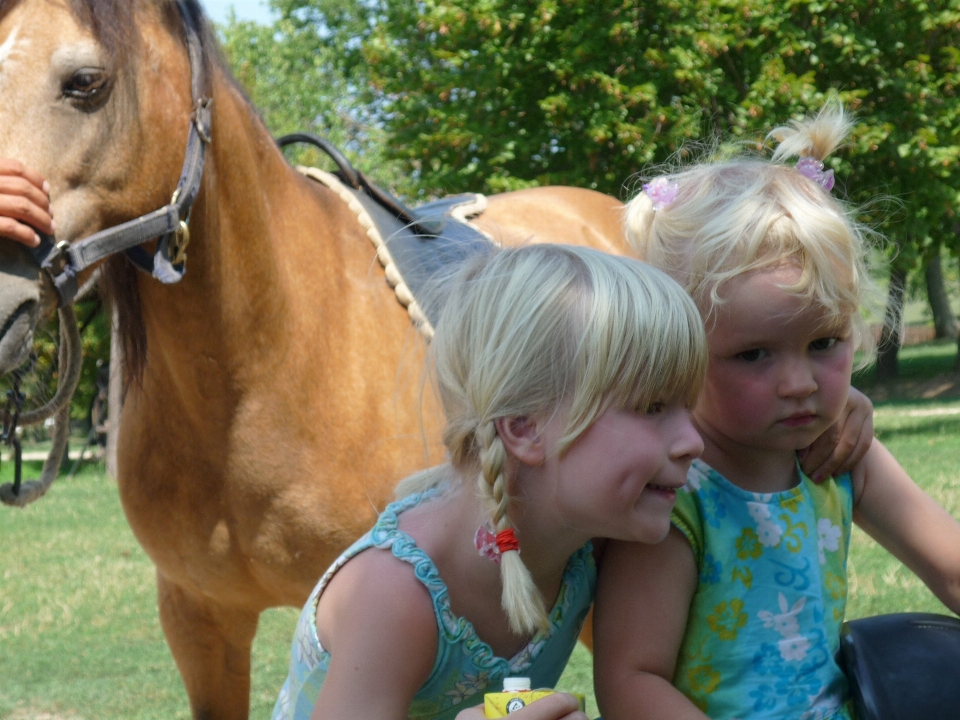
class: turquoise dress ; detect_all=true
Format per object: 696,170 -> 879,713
671,459 -> 856,720
272,490 -> 596,720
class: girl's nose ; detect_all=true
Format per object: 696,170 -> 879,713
669,410 -> 704,460
778,357 -> 818,398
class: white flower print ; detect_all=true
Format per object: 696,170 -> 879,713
779,634 -> 811,661
817,518 -> 841,565
445,681 -> 475,703
756,521 -> 784,547
758,593 -> 810,662
685,464 -> 708,492
445,671 -> 491,703
747,501 -> 783,547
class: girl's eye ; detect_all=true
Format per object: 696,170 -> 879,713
736,348 -> 768,362
644,401 -> 666,416
810,337 -> 838,351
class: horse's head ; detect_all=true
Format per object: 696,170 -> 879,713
0,0 -> 199,372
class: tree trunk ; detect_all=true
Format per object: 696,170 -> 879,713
924,250 -> 959,339
106,303 -> 123,480
876,263 -> 907,381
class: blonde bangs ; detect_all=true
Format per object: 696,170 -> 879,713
558,256 -> 707,453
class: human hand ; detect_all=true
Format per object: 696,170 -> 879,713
0,158 -> 54,247
800,386 -> 873,482
455,692 -> 588,720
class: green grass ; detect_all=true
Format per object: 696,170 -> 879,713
2,365 -> 958,718
845,398 -> 960,619
0,462 -> 597,719
0,463 -> 297,720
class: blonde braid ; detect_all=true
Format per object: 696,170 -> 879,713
477,421 -> 510,525
476,421 -> 548,635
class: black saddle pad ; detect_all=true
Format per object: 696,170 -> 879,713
839,612 -> 960,720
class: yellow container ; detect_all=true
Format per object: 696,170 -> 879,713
483,688 -> 586,717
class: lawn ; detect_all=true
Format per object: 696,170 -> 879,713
1,341 -> 959,718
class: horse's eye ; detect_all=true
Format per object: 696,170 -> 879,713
62,68 -> 108,101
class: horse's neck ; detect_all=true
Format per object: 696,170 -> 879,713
136,73 -> 327,392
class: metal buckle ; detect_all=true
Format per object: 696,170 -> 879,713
169,220 -> 190,266
42,240 -> 73,275
192,98 -> 213,144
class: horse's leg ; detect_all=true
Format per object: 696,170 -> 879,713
157,573 -> 261,720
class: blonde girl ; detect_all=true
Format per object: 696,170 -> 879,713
594,105 -> 960,720
271,243 -> 707,720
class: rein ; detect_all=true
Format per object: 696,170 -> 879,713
0,0 -> 210,507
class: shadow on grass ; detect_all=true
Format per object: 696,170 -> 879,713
874,415 -> 960,440
855,339 -> 960,403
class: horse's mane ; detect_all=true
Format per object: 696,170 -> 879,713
64,0 -> 229,388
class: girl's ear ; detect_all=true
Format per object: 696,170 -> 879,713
494,416 -> 546,467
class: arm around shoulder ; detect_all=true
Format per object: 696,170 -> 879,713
853,438 -> 960,615
310,548 -> 439,720
592,529 -> 708,720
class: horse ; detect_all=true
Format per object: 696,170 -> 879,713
0,0 -> 626,716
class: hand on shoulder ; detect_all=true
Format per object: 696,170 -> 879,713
0,158 -> 54,247
800,386 -> 874,482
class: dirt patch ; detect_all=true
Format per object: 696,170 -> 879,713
861,372 -> 960,403
6,712 -> 81,720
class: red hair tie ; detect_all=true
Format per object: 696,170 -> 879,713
495,528 -> 520,554
475,524 -> 521,563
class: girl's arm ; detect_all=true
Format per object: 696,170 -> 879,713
801,386 -> 874,482
310,548 -> 439,720
0,159 -> 53,247
312,547 -> 589,720
592,530 -> 708,720
854,439 -> 960,614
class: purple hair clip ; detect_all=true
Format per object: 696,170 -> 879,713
643,177 -> 679,211
795,157 -> 835,192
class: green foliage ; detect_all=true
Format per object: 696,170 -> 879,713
21,0 -> 960,425
0,297 -> 109,440
218,9 -> 414,195
280,0 -> 960,251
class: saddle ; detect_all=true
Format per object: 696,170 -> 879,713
278,133 -> 495,337
839,612 -> 960,720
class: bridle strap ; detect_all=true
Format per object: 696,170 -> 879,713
30,0 -> 211,307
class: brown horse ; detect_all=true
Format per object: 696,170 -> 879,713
0,0 -> 624,716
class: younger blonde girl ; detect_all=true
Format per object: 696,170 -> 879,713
273,243 -> 708,720
594,105 -> 960,720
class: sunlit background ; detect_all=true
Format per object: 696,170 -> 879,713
200,0 -> 276,25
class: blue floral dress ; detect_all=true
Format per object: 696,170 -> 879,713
670,459 -> 856,720
272,490 -> 596,720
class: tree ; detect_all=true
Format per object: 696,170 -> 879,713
279,0 -> 960,373
924,247 -> 959,340
219,10 -> 412,194
282,0 -> 960,205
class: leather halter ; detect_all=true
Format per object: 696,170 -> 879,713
26,0 -> 211,307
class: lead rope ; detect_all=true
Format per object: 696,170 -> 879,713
0,305 -> 82,507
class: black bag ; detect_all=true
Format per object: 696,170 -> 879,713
839,613 -> 960,720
